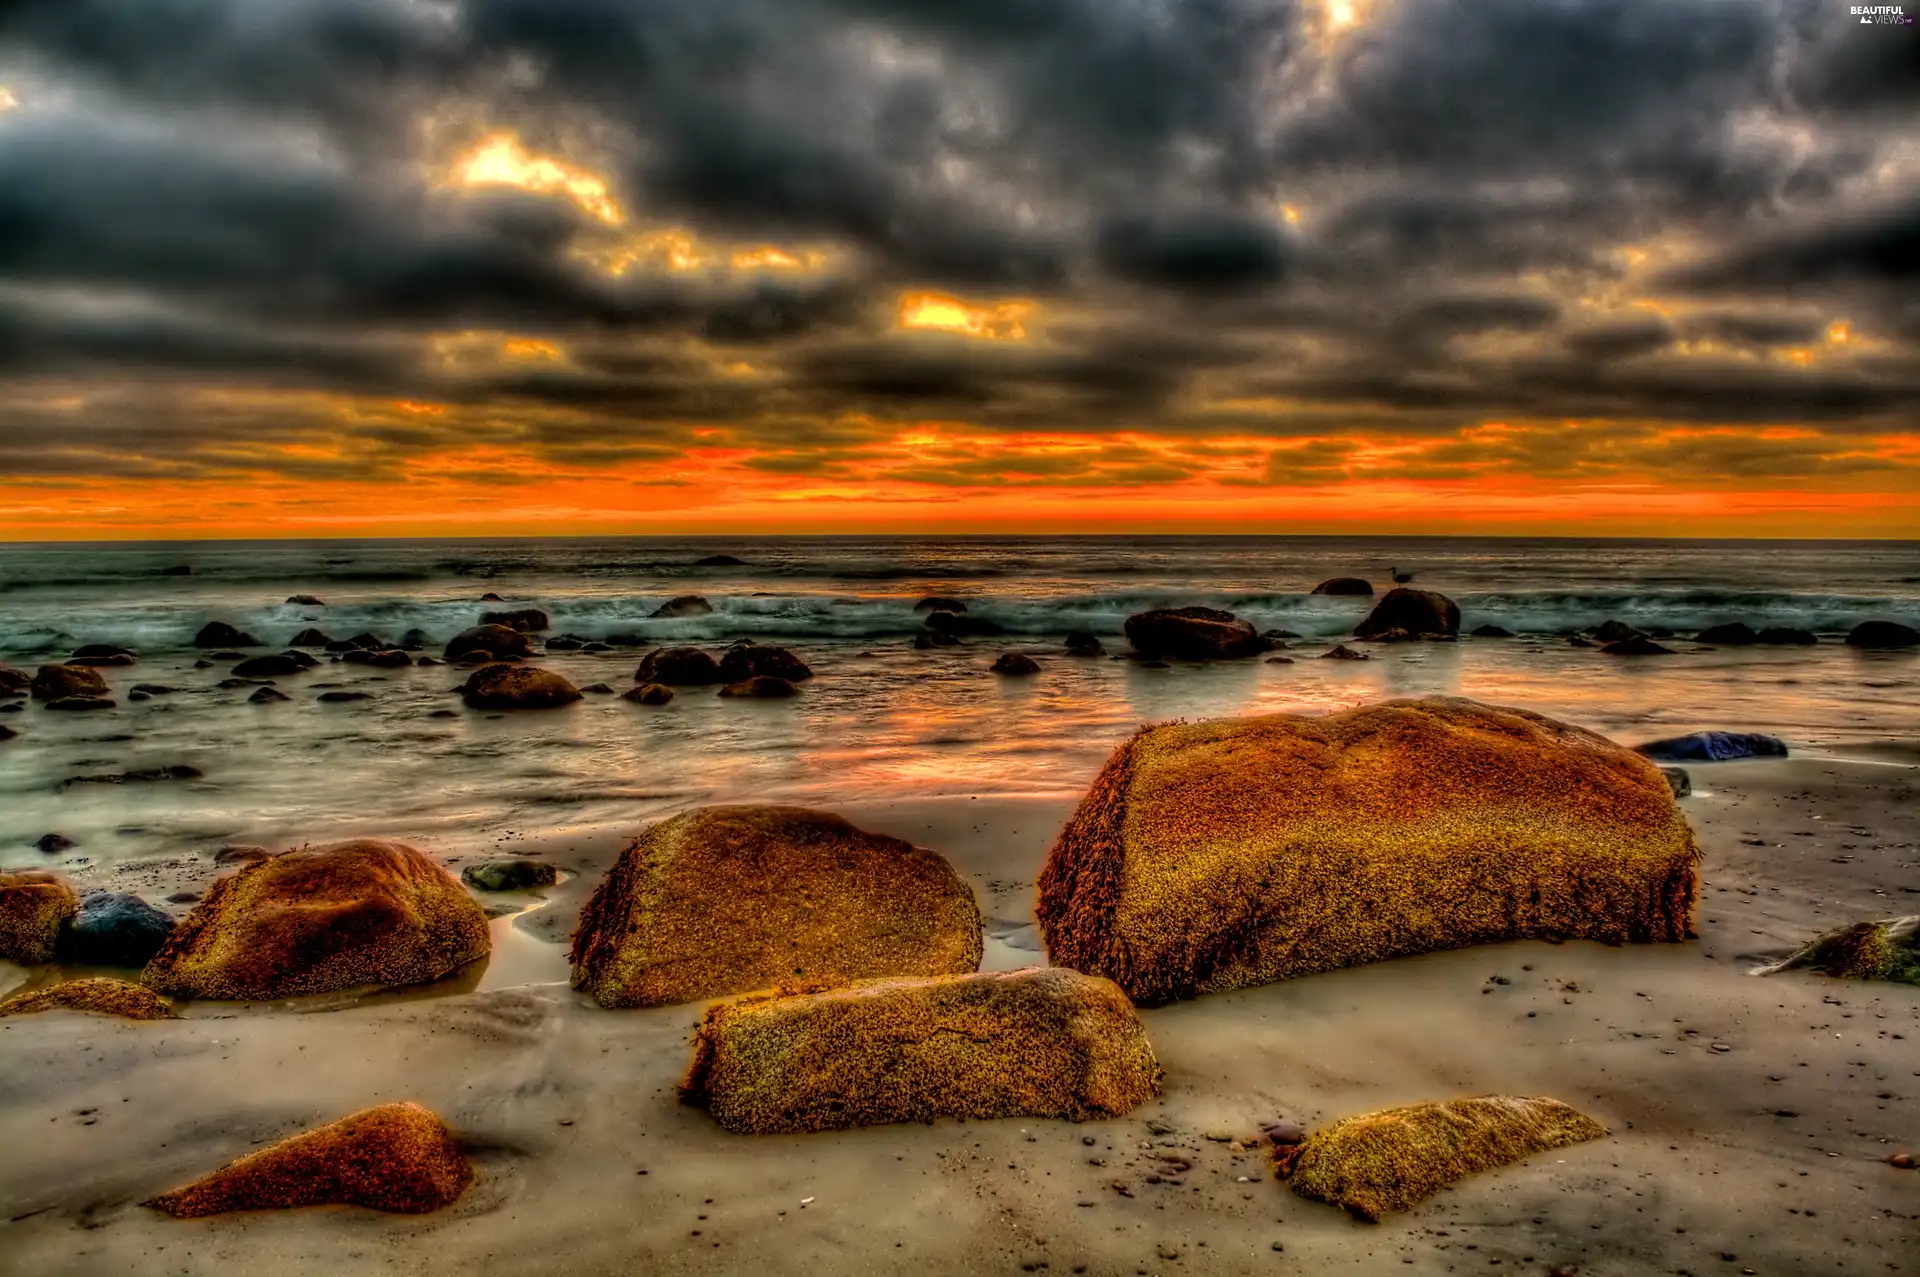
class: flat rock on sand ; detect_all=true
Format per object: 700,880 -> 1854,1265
142,839 -> 490,1000
1282,1096 -> 1607,1221
0,871 -> 79,964
1038,697 -> 1699,1005
680,967 -> 1161,1133
0,977 -> 176,1020
144,1101 -> 471,1216
570,806 -> 982,1008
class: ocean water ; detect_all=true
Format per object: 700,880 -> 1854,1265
2,535 -> 1917,871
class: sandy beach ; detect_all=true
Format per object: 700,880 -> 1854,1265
2,753 -> 1914,1276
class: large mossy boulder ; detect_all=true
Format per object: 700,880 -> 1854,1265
0,977 -> 176,1020
31,664 -> 108,702
680,967 -> 1161,1133
1281,1096 -> 1607,1221
1755,916 -> 1918,984
443,624 -> 534,663
1123,607 -> 1263,660
635,646 -> 723,685
144,1102 -> 472,1216
1353,588 -> 1459,640
141,840 -> 489,1000
570,806 -> 982,1009
460,664 -> 582,710
1037,697 -> 1699,1006
0,871 -> 79,964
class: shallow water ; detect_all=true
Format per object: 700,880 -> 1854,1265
2,535 -> 1916,872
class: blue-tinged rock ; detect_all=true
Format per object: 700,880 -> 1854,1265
65,892 -> 175,967
1635,732 -> 1788,763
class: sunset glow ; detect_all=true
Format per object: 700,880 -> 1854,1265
452,132 -> 624,225
898,293 -> 1036,341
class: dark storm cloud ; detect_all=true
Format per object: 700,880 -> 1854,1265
0,0 -> 1917,487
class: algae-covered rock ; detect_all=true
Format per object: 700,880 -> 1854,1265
31,664 -> 108,702
443,624 -> 534,662
680,967 -> 1161,1133
1038,697 -> 1698,1005
144,1102 -> 472,1216
142,839 -> 489,1000
460,664 -> 581,709
636,646 -> 724,685
570,806 -> 982,1008
0,977 -> 176,1020
1753,916 -> 1919,984
1281,1096 -> 1607,1220
0,870 -> 79,964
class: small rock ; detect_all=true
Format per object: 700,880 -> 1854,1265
1888,1152 -> 1914,1169
1263,1118 -> 1306,1146
461,859 -> 559,892
35,833 -> 76,854
1146,1119 -> 1176,1136
317,691 -> 372,703
1659,766 -> 1691,797
1319,644 -> 1369,660
64,892 -> 175,967
249,686 -> 291,704
991,653 -> 1040,676
623,683 -> 675,706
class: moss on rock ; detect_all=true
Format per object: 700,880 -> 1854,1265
680,967 -> 1161,1133
0,870 -> 78,964
0,977 -> 177,1020
1281,1096 -> 1606,1220
144,1102 -> 472,1216
570,806 -> 982,1008
1755,916 -> 1919,984
1038,697 -> 1699,1006
142,839 -> 490,1000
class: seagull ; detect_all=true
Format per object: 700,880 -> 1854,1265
1391,566 -> 1414,584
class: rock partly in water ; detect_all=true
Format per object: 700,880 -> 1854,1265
194,622 -> 261,649
0,724 -> 15,742
622,683 -> 675,705
480,608 -> 550,632
343,648 -> 411,668
717,675 -> 799,699
1756,627 -> 1817,646
1064,631 -> 1105,656
1601,636 -> 1676,656
316,690 -> 372,703
1310,577 -> 1374,597
443,624 -> 534,663
718,642 -> 813,683
460,664 -> 581,710
1123,607 -> 1264,661
144,1102 -> 473,1217
67,645 -> 137,667
636,646 -> 723,685
289,628 -> 331,647
1280,1096 -> 1607,1221
141,839 -> 490,1000
1037,698 -> 1699,1006
35,833 -> 75,853
1354,589 -> 1459,641
914,596 -> 968,614
232,654 -> 308,679
286,595 -> 325,606
462,859 -> 559,892
652,595 -> 714,618
680,967 -> 1160,1133
31,664 -> 108,702
0,977 -> 177,1020
1846,620 -> 1920,649
1592,620 -> 1643,643
64,892 -> 175,967
1635,731 -> 1788,762
1470,624 -> 1514,638
990,653 -> 1040,676
249,686 -> 291,704
695,554 -> 746,567
1659,766 -> 1692,797
1320,644 -> 1369,660
0,666 -> 32,695
0,871 -> 79,964
46,695 -> 116,712
924,611 -> 1005,637
1753,916 -> 1919,985
570,805 -> 982,1009
1695,622 -> 1758,646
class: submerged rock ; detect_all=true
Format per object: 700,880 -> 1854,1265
914,596 -> 968,614
570,805 -> 982,1008
64,893 -> 175,967
316,690 -> 372,703
0,871 -> 78,964
249,686 -> 290,704
45,696 -> 116,712
142,839 -> 490,1000
1635,731 -> 1787,762
286,595 -> 325,606
1695,622 -> 1758,646
289,628 -> 331,647
717,675 -> 798,699
68,645 -> 137,667
652,595 -> 714,618
462,859 -> 559,892
1123,607 -> 1263,660
1470,624 -> 1514,638
695,554 -> 746,567
680,967 -> 1160,1133
1319,644 -> 1369,660
1037,698 -> 1699,1006
0,666 -> 32,695
31,664 -> 108,702
194,621 -> 261,648
1064,631 -> 1105,656
35,833 -> 75,853
622,682 -> 675,705
1659,766 -> 1692,797
1281,1096 -> 1607,1221
442,624 -> 534,663
1354,589 -> 1459,640
1846,620 -> 1920,649
1754,916 -> 1918,984
460,664 -> 581,710
718,642 -> 813,683
1601,636 -> 1676,656
990,653 -> 1041,676
232,653 -> 308,678
144,1102 -> 472,1217
0,977 -> 177,1020
1310,577 -> 1374,596
62,765 -> 203,787
924,610 -> 1005,637
343,648 -> 412,668
635,646 -> 723,685
1756,626 -> 1817,645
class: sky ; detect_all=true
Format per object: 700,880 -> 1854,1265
0,0 -> 1916,540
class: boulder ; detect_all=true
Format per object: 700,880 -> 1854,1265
249,686 -> 290,704
718,676 -> 798,699
1123,607 -> 1264,661
289,628 -> 331,647
46,696 -> 116,712
0,977 -> 176,1020
1695,622 -> 1758,646
991,653 -> 1040,675
399,628 -> 430,650
286,595 -> 325,606
0,666 -> 33,695
68,645 -> 137,667
680,967 -> 1160,1134
1568,636 -> 1596,648
461,859 -> 558,892
1601,636 -> 1676,656
480,592 -> 504,602
193,622 -> 261,648
232,653 -> 308,679
345,648 -> 412,668
1280,1097 -> 1607,1221
695,554 -> 746,567
63,893 -> 175,967
1310,577 -> 1374,597
1037,698 -> 1699,1006
1064,631 -> 1105,656
1470,624 -> 1514,638
144,1102 -> 472,1217
1846,620 -> 1920,649
570,806 -> 982,1008
652,595 -> 714,618
443,624 -> 534,662
1754,916 -> 1918,985
914,596 -> 968,614
1756,627 -> 1817,646
545,636 -> 584,651
1353,589 -> 1459,641
622,683 -> 675,705
141,839 -> 490,1000
480,607 -> 550,632
1592,620 -> 1643,643
31,664 -> 107,701
718,642 -> 813,683
460,664 -> 581,710
0,871 -> 78,963
924,611 -> 1005,637
1635,731 -> 1787,762
635,646 -> 723,685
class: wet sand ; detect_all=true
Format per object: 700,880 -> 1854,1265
1,756 -> 1915,1275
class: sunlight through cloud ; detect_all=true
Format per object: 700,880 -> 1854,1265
898,293 -> 1035,340
452,132 -> 623,225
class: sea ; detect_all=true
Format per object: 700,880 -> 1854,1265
2,535 -> 1917,872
